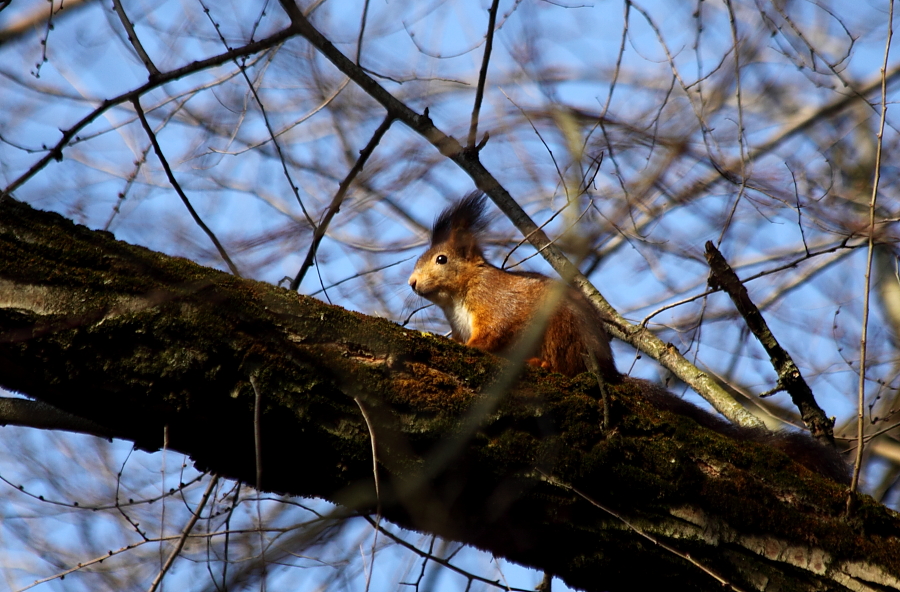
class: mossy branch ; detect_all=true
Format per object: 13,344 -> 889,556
0,196 -> 898,592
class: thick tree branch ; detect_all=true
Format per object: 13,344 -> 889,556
1,196 -> 899,592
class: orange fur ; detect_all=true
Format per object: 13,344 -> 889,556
408,193 -> 619,381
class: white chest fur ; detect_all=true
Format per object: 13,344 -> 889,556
441,300 -> 473,343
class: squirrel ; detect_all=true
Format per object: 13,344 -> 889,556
409,192 -> 850,484
408,192 -> 619,382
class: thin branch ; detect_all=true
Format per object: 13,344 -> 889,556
501,198 -> 593,271
356,0 -> 371,64
291,114 -> 394,290
146,474 -> 220,592
467,0 -> 500,149
206,77 -> 349,157
704,242 -> 836,445
249,374 -> 264,494
640,238 -> 854,327
1,26 -> 297,199
362,517 -> 534,592
309,255 -> 415,296
31,0 -> 58,79
355,397 -> 380,592
0,0 -> 91,46
539,471 -> 749,592
111,0 -> 160,77
717,0 -> 749,245
853,0 -> 894,495
14,521 -> 305,592
249,373 -> 268,584
107,93 -> 196,231
500,88 -> 567,200
590,60 -> 900,273
132,97 -> 241,277
198,0 -> 314,227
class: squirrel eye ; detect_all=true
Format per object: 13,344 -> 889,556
435,254 -> 448,265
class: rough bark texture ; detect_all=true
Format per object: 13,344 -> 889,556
1,196 -> 899,592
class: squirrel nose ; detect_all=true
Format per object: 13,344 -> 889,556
408,276 -> 417,291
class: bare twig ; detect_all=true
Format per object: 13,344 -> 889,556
111,0 -> 160,77
206,77 -> 349,157
146,474 -> 220,592
500,89 -> 567,199
249,373 -> 268,583
309,255 -> 415,296
107,94 -> 196,231
0,0 -> 90,46
356,0 -> 371,64
28,0 -> 62,79
198,0 -> 314,227
1,26 -> 297,199
539,471 -> 748,592
717,0 -> 749,244
291,114 -> 394,290
640,239 -> 854,327
852,0 -> 894,495
362,516 -> 533,592
500,198 -> 591,271
355,397 -> 380,592
467,0 -> 500,149
132,97 -> 242,277
588,59 -> 900,275
249,374 -> 264,495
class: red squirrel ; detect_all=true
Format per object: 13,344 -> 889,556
408,192 -> 619,382
409,193 -> 849,484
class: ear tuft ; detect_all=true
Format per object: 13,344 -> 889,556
432,192 -> 489,245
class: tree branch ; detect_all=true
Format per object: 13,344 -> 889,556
1,196 -> 898,592
467,0 -> 500,150
132,97 -> 241,277
0,397 -> 119,439
1,26 -> 298,199
291,114 -> 394,290
704,241 -> 836,445
111,0 -> 160,77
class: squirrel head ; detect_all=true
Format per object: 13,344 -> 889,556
408,193 -> 490,307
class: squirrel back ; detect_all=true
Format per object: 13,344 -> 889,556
408,193 -> 619,381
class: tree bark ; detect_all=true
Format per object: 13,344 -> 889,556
0,195 -> 898,592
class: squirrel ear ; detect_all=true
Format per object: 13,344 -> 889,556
432,192 -> 489,245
